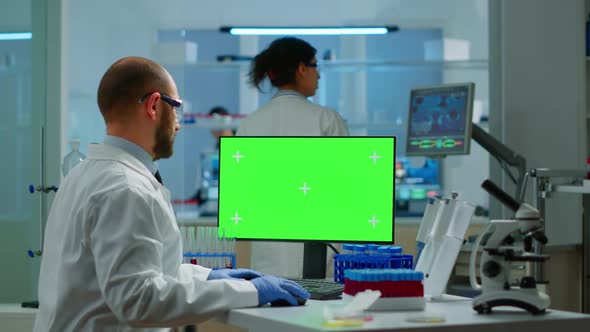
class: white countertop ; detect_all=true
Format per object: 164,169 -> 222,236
0,304 -> 37,318
5,296 -> 589,332
221,296 -> 590,332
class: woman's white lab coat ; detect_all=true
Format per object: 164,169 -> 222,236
34,144 -> 258,332
237,92 -> 348,137
236,92 -> 349,278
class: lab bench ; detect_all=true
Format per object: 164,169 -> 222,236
0,304 -> 36,332
4,295 -> 589,332
217,295 -> 590,332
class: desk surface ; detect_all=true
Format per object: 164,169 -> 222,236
3,299 -> 590,332
222,296 -> 590,332
0,304 -> 37,318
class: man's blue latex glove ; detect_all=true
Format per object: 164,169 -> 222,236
250,276 -> 311,306
207,268 -> 264,280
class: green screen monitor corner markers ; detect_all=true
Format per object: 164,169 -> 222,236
406,82 -> 474,157
218,136 -> 396,247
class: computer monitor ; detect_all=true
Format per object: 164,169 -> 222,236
406,83 -> 474,157
217,136 -> 396,277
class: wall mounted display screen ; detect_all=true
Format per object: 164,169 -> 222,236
406,83 -> 474,156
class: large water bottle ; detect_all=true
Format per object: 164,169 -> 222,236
62,139 -> 86,177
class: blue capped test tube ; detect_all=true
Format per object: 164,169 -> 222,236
367,244 -> 380,255
352,244 -> 367,255
342,243 -> 355,255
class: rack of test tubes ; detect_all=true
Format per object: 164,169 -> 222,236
343,269 -> 426,311
333,244 -> 414,283
180,226 -> 236,269
343,269 -> 424,297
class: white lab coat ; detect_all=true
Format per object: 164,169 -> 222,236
236,92 -> 349,278
34,144 -> 258,332
237,92 -> 349,137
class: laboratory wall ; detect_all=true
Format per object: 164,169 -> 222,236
64,0 -> 490,212
490,0 -> 586,246
489,0 -> 586,311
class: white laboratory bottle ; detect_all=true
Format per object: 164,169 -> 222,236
61,139 -> 86,177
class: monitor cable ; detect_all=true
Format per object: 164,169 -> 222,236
326,243 -> 340,255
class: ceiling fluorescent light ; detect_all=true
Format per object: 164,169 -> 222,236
220,26 -> 398,36
0,32 -> 32,41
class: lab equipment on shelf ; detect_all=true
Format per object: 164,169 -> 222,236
181,112 -> 246,128
180,226 -> 236,269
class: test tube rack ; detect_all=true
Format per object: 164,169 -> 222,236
334,254 -> 414,284
183,252 -> 236,270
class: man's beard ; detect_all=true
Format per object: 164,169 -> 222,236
153,118 -> 175,160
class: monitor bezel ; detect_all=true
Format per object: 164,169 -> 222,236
405,82 -> 475,157
217,135 -> 396,244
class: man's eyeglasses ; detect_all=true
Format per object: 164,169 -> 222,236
138,92 -> 184,122
305,62 -> 318,68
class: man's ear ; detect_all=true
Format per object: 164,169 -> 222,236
295,63 -> 307,79
144,92 -> 161,121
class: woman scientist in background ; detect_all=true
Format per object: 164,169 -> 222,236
237,37 -> 349,278
237,37 -> 348,136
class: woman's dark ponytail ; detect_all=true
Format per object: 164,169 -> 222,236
249,49 -> 270,91
248,37 -> 316,92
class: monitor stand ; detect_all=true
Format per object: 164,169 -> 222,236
302,242 -> 327,279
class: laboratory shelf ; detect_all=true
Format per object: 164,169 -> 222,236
165,59 -> 489,73
319,58 -> 488,72
180,119 -> 401,131
174,214 -> 489,227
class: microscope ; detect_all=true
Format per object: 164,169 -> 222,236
470,179 -> 550,314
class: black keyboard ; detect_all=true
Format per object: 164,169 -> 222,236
286,278 -> 344,300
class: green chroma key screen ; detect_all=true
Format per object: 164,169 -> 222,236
218,136 -> 395,243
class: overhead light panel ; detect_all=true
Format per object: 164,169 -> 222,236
0,32 -> 32,41
220,26 -> 398,36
